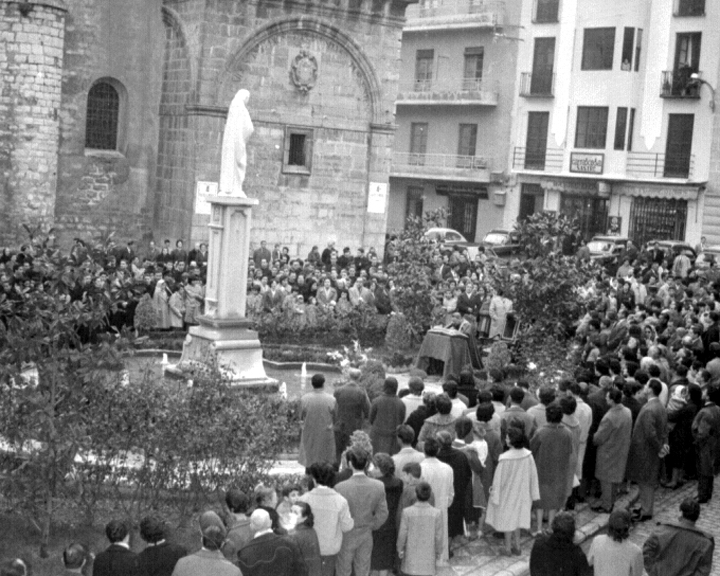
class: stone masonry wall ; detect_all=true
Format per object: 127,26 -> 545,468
160,0 -> 409,257
154,8 -> 194,244
53,0 -> 163,247
0,0 -> 66,246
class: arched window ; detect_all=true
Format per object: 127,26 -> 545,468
85,81 -> 120,150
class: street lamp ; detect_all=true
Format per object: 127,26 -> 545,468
690,73 -> 716,112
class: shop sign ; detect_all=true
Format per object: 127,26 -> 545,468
570,152 -> 604,174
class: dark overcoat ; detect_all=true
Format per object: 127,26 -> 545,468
627,397 -> 668,486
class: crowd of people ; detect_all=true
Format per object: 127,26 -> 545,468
0,233 -> 511,341
4,233 -> 720,575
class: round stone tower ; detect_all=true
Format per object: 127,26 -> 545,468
0,0 -> 67,244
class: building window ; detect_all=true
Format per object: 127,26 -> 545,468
575,106 -> 609,149
409,122 -> 428,165
621,28 -> 634,71
85,81 -> 120,150
525,111 -> 549,169
665,114 -> 694,178
535,0 -> 559,22
634,29 -> 643,72
675,32 -> 702,72
405,186 -> 424,225
581,28 -> 616,71
457,124 -> 477,157
675,0 -> 705,16
561,195 -> 608,241
415,49 -> 434,90
626,108 -> 636,151
283,126 -> 313,175
531,37 -> 556,95
463,47 -> 484,90
614,107 -> 628,150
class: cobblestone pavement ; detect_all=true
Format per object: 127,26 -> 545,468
438,476 -> 720,576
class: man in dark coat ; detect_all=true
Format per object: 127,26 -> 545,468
334,368 -> 371,461
530,403 -> 574,533
643,498 -> 715,576
529,512 -> 591,576
93,519 -> 139,576
59,543 -> 92,576
137,516 -> 187,576
627,379 -> 668,521
369,377 -> 406,455
237,509 -> 308,576
436,430 -> 472,546
592,387 -> 632,513
692,384 -> 720,503
583,378 -> 612,497
252,240 -> 272,268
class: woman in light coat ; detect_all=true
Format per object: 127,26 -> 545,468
488,288 -> 513,339
486,426 -> 539,556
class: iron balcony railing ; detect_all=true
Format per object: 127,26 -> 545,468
626,152 -> 695,179
405,0 -> 505,28
396,78 -> 499,105
660,70 -> 701,98
512,147 -> 563,172
392,152 -> 490,173
519,72 -> 555,97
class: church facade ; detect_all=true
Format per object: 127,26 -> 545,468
0,0 -> 411,255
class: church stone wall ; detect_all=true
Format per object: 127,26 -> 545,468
52,0 -> 163,245
157,0 -> 408,257
0,0 -> 66,246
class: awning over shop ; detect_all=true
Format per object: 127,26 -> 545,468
613,183 -> 701,202
538,178 -> 702,202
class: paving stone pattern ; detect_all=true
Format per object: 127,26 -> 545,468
439,476 -> 720,576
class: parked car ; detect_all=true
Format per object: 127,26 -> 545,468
482,229 -> 522,257
696,245 -> 720,268
587,235 -> 629,266
643,240 -> 697,264
424,227 -> 479,260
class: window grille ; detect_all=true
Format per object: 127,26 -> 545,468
85,82 -> 119,150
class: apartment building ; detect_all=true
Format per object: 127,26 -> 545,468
507,0 -> 718,246
387,0 -> 522,242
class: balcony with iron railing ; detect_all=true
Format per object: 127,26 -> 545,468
391,152 -> 493,181
396,78 -> 499,106
674,0 -> 705,16
519,72 -> 555,98
660,70 -> 701,99
512,147 -> 564,172
626,152 -> 695,180
404,0 -> 505,31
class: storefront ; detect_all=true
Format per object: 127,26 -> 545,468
522,177 -> 702,246
614,183 -> 700,247
540,178 -> 610,241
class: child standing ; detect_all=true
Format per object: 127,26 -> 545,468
397,482 -> 443,576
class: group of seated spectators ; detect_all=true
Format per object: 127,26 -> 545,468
1,230 -> 516,343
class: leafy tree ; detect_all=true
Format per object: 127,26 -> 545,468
385,209 -> 446,345
487,212 -> 596,372
0,236 -> 118,555
0,232 -> 294,554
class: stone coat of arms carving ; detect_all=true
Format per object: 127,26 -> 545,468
290,50 -> 319,93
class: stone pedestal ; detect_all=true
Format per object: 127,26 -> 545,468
172,197 -> 277,390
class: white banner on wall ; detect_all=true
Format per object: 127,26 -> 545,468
367,182 -> 388,214
195,181 -> 218,215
